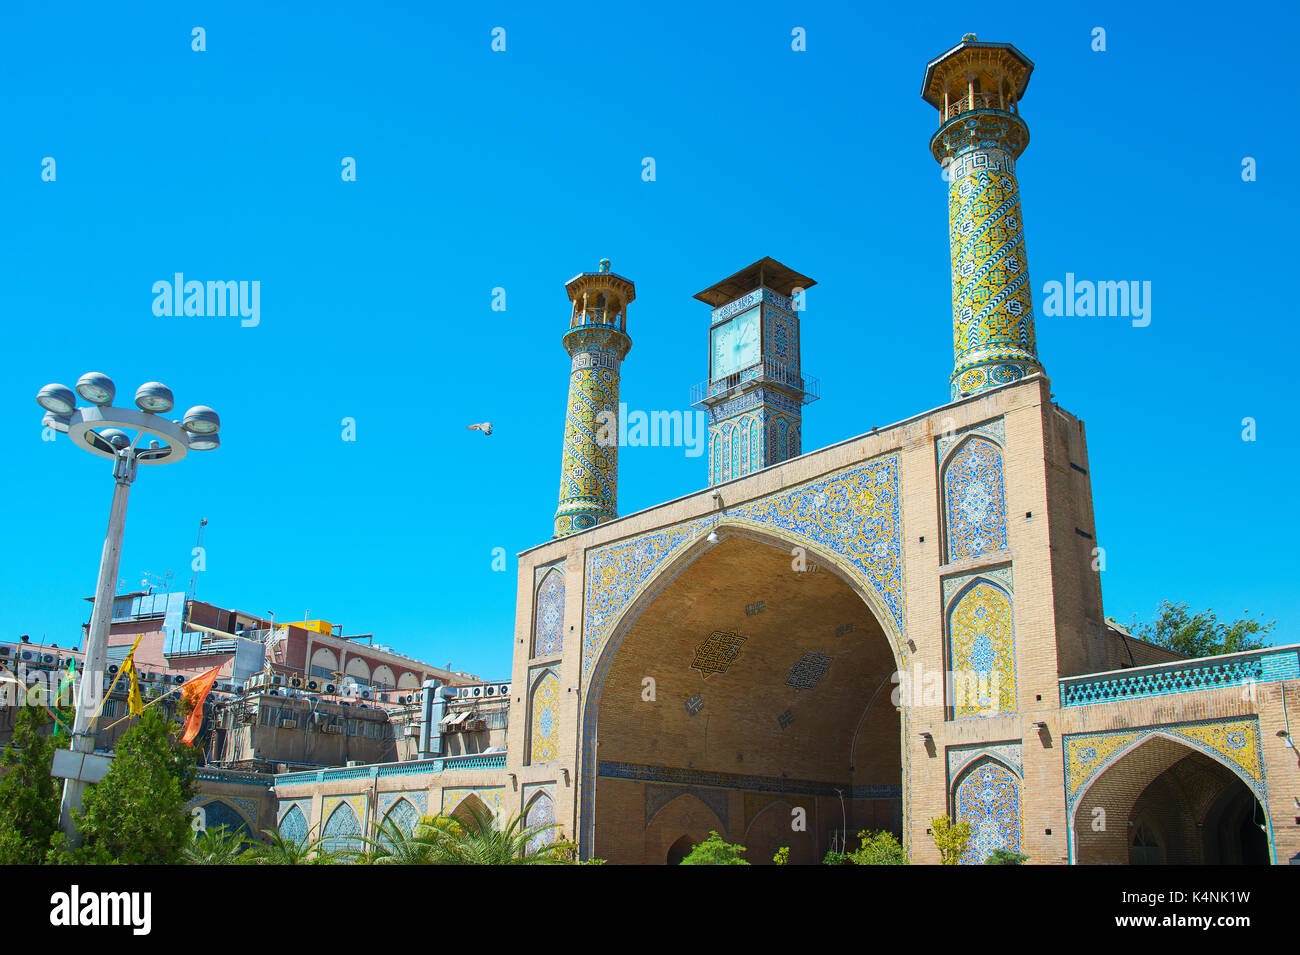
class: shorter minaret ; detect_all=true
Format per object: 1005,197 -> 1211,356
553,259 -> 635,538
923,35 -> 1044,399
693,257 -> 818,485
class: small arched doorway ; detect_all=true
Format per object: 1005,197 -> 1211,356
666,835 -> 694,865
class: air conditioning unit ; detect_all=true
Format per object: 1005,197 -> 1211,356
307,680 -> 319,691
0,646 -> 11,659
378,693 -> 389,703
173,674 -> 186,685
403,725 -> 419,737
21,650 -> 36,662
62,656 -> 78,668
289,676 -> 304,689
268,687 -> 283,697
270,674 -> 285,686
142,671 -> 160,683
484,686 -> 496,697
41,653 -> 56,665
360,689 -> 372,700
470,686 -> 483,698
324,683 -> 337,695
107,664 -> 119,675
498,683 -> 510,696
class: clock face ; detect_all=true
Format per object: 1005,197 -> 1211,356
710,307 -> 761,379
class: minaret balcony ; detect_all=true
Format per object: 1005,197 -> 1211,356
690,359 -> 821,407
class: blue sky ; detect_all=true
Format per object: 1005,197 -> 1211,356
3,1 -> 1295,678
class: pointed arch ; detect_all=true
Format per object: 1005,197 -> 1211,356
528,668 -> 561,764
197,798 -> 252,839
945,577 -> 1016,717
278,804 -> 308,845
533,567 -> 565,657
787,424 -> 800,458
524,790 -> 558,853
322,802 -> 362,855
382,798 -> 419,836
749,417 -> 760,471
942,434 -> 1008,561
952,757 -> 1022,863
448,791 -> 494,826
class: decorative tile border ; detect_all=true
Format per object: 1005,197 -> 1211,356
941,564 -> 1013,606
946,741 -> 1022,783
442,786 -> 506,818
377,790 -> 428,818
937,417 -> 1005,462
582,455 -> 904,681
600,760 -> 901,801
1064,717 -> 1265,811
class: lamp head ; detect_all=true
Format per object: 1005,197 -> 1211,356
75,372 -> 116,406
135,382 -> 175,414
37,383 -> 76,415
182,405 -> 220,435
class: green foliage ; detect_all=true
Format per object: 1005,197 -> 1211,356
182,824 -> 247,865
848,829 -> 908,865
822,850 -> 850,866
244,825 -> 341,865
679,830 -> 749,865
772,846 -> 790,865
984,848 -> 1029,865
930,815 -> 972,865
65,708 -> 201,865
0,706 -> 64,864
359,804 -> 572,865
432,802 -> 572,865
1132,601 -> 1273,658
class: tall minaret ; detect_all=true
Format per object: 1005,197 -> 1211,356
553,259 -> 635,538
923,35 -> 1044,400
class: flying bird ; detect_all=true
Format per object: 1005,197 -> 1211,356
468,422 -> 493,436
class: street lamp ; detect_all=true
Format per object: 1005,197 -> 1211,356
37,372 -> 221,843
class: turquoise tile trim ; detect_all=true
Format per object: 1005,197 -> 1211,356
1060,646 -> 1300,706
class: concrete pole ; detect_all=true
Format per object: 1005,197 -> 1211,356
59,450 -> 135,841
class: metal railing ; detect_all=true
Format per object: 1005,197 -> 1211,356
944,92 -> 1014,122
272,752 -> 507,787
1059,645 -> 1300,707
691,360 -> 821,406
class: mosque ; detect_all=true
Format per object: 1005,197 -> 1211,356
218,36 -> 1300,864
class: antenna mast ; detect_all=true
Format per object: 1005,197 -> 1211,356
188,517 -> 208,598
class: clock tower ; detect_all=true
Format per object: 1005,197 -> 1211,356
692,257 -> 819,486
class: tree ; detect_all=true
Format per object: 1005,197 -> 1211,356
848,829 -> 908,865
930,815 -> 972,865
984,848 -> 1028,865
1133,602 -> 1273,658
679,831 -> 749,865
0,706 -> 64,864
64,708 -> 201,864
772,846 -> 790,865
182,824 -> 247,865
431,802 -> 572,865
244,825 -> 341,865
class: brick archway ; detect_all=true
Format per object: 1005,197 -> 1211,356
579,525 -> 904,863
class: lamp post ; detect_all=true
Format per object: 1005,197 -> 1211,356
38,372 -> 221,843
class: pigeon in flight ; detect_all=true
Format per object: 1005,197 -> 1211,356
468,422 -> 493,436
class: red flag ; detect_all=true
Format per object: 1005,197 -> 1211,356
180,665 -> 222,746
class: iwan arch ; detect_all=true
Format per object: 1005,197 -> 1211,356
269,36 -> 1300,864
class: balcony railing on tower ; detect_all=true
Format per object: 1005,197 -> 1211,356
691,359 -> 820,407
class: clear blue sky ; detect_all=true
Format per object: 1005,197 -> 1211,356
3,1 -> 1295,678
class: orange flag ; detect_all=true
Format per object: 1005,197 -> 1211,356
180,665 -> 222,746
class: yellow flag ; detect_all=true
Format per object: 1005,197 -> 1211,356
123,653 -> 144,718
